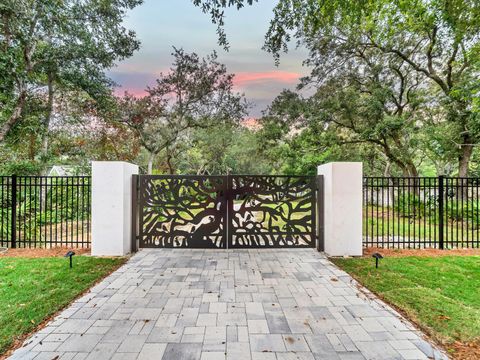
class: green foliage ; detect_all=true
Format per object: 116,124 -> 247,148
393,193 -> 429,218
445,200 -> 480,225
0,160 -> 43,176
195,0 -> 480,176
0,177 -> 90,244
119,48 -> 247,174
171,122 -> 272,175
0,0 -> 142,167
191,0 -> 257,50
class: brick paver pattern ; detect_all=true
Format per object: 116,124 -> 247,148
9,249 -> 448,360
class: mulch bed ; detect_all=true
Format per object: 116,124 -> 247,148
363,247 -> 480,258
450,340 -> 480,360
0,247 -> 90,258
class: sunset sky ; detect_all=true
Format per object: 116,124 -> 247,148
107,0 -> 309,117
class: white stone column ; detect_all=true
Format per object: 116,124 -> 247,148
317,162 -> 363,256
91,161 -> 139,256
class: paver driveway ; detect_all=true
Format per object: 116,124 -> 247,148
9,249 -> 447,360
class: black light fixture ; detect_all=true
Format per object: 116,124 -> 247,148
64,251 -> 75,268
372,253 -> 383,268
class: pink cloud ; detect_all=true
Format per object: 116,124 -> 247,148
113,87 -> 149,98
233,71 -> 300,86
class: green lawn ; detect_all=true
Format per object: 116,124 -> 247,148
331,256 -> 480,354
363,205 -> 479,246
0,256 -> 125,355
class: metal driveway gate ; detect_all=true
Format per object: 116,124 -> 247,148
132,175 -> 323,250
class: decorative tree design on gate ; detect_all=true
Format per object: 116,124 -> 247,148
228,176 -> 316,248
139,176 -> 226,248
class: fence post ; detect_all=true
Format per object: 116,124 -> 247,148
10,175 -> 17,248
438,175 -> 444,250
316,175 -> 324,252
91,161 -> 139,256
131,174 -> 139,253
317,162 -> 363,256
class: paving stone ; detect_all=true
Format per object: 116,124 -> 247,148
305,334 -> 338,357
343,325 -> 373,342
137,343 -> 167,360
217,313 -> 247,326
227,325 -> 238,342
238,326 -> 249,342
355,341 -> 403,360
130,308 -> 162,321
397,348 -> 429,360
32,352 -> 65,360
201,352 -> 226,360
252,352 -> 277,360
282,334 -> 310,352
337,352 -> 366,360
9,249 -> 449,360
111,353 -> 139,360
101,321 -> 134,343
210,302 -> 227,314
55,319 -> 95,334
56,334 -> 102,352
246,302 -> 265,320
227,341 -> 250,359
197,313 -> 218,327
265,312 -> 291,334
31,341 -> 61,352
248,319 -> 270,334
204,326 -> 227,344
162,343 -> 202,360
85,342 -> 120,360
116,335 -> 147,352
250,334 -> 287,352
146,326 -> 183,343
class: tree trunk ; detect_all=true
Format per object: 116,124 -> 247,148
147,153 -> 154,174
406,162 -> 418,177
457,135 -> 473,199
0,88 -> 27,141
458,138 -> 473,177
29,133 -> 36,160
41,72 -> 55,157
166,154 -> 175,175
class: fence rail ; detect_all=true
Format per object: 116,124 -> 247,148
363,176 -> 479,249
1,173 -> 478,250
0,175 -> 91,248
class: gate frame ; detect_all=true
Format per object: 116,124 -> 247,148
132,174 -> 325,250
226,175 -> 318,249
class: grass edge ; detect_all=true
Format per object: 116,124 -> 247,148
0,256 -> 128,360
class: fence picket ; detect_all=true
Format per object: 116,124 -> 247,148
0,175 -> 91,249
363,176 -> 479,249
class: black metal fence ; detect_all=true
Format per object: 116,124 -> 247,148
0,176 -> 91,248
363,176 -> 479,249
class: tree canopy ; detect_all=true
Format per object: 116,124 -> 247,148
0,0 -> 141,150
195,0 -> 480,176
118,48 -> 247,174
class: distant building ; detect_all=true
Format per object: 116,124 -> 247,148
47,165 -> 88,176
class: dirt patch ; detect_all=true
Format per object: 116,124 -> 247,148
0,247 -> 90,258
362,247 -> 480,258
